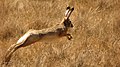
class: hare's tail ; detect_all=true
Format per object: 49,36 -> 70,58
1,43 -> 21,67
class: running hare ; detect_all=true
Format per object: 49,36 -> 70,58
1,6 -> 74,66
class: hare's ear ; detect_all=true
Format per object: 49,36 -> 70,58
66,6 -> 74,19
71,6 -> 74,11
65,6 -> 70,17
66,6 -> 70,10
61,6 -> 74,24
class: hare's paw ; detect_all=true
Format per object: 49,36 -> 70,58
66,34 -> 72,40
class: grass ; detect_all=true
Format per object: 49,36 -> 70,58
0,0 -> 120,67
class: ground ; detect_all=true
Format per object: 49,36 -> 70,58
0,0 -> 120,67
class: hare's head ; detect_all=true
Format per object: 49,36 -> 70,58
64,19 -> 73,28
63,6 -> 74,28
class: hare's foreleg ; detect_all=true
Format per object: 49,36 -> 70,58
66,34 -> 72,40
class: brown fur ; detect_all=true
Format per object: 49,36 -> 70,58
1,6 -> 74,66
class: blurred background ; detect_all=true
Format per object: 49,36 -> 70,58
0,0 -> 120,67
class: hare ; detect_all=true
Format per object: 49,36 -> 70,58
1,6 -> 74,66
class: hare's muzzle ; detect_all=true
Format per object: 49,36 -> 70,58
71,24 -> 73,27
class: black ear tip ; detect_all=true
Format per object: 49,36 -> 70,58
71,7 -> 74,11
66,6 -> 70,10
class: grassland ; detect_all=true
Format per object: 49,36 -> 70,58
0,0 -> 120,67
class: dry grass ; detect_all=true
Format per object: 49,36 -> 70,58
0,0 -> 120,67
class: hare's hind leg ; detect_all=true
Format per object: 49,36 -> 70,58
1,44 -> 21,66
